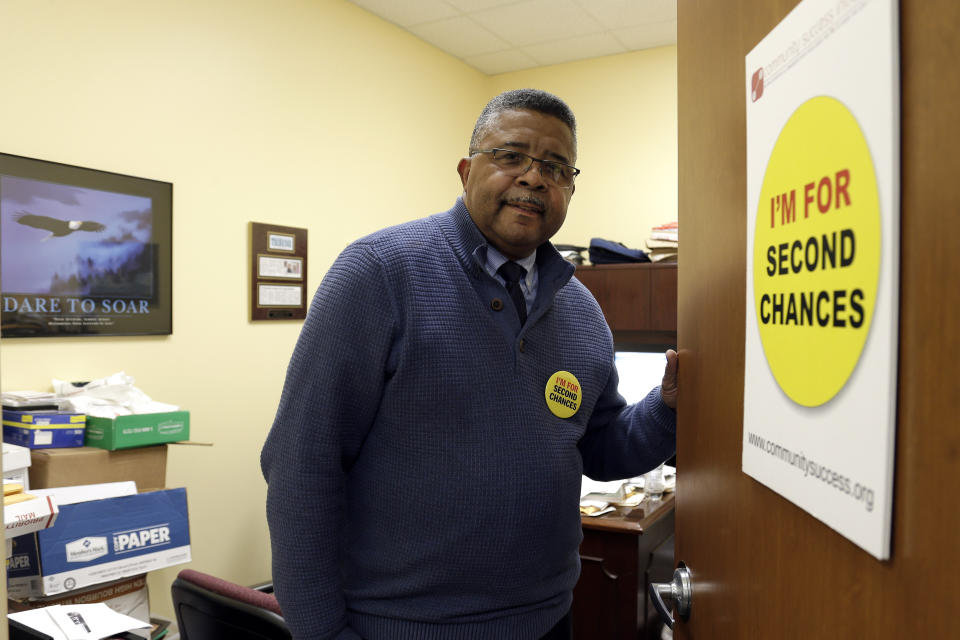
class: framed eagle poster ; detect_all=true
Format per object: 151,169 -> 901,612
0,153 -> 172,338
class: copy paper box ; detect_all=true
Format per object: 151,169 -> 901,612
9,488 -> 190,596
84,411 -> 189,450
3,410 -> 85,449
8,482 -> 137,598
29,446 -> 167,492
5,495 -> 59,599
7,533 -> 43,599
8,573 -> 150,626
3,443 -> 32,489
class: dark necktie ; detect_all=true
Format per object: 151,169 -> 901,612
497,261 -> 528,325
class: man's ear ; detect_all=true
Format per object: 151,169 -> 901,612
457,157 -> 471,189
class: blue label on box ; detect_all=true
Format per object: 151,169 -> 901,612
36,488 -> 190,576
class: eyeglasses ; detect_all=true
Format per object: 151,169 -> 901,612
471,148 -> 580,188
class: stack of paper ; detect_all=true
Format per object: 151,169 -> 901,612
1,390 -> 61,409
647,221 -> 678,262
9,602 -> 150,639
52,371 -> 180,418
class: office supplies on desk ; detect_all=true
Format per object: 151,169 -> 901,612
579,499 -> 616,517
579,466 -> 676,512
9,603 -> 150,640
588,238 -> 650,264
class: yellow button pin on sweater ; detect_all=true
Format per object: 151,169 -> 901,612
545,371 -> 581,418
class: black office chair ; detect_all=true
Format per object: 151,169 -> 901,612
171,568 -> 292,640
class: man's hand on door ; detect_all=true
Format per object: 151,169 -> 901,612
661,349 -> 678,410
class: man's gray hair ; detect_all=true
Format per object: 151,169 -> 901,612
469,89 -> 577,155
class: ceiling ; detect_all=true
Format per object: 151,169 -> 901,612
345,0 -> 677,75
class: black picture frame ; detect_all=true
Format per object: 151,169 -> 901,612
0,153 -> 172,338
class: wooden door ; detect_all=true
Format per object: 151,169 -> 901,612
674,1 -> 960,637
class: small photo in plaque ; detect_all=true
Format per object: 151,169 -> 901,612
258,255 -> 302,280
268,232 -> 295,252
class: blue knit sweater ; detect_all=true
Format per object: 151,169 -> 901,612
261,199 -> 676,640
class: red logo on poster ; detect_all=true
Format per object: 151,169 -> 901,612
751,68 -> 764,102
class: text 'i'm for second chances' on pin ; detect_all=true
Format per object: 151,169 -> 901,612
546,371 -> 582,418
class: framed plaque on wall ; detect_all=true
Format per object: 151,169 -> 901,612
250,222 -> 307,321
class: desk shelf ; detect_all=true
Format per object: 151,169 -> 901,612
574,263 -> 677,348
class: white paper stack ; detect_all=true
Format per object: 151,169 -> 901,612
9,603 -> 150,640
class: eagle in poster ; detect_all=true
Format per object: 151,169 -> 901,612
14,211 -> 106,240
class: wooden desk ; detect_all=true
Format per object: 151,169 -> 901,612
573,493 -> 675,640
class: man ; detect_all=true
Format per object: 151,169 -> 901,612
261,89 -> 678,640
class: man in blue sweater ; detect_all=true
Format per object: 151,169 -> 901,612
261,89 -> 678,640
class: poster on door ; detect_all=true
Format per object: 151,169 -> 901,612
743,0 -> 899,560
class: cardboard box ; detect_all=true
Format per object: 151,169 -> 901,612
8,573 -> 150,629
85,411 -> 189,450
7,533 -> 43,599
7,487 -> 190,596
3,442 -> 32,489
7,483 -> 136,599
29,445 -> 167,491
4,494 -> 58,540
32,481 -> 138,506
3,410 -> 85,449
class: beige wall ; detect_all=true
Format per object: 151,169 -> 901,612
0,0 -> 676,623
492,46 -> 679,250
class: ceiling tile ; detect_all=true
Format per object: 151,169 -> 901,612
576,0 -> 676,29
522,32 -> 628,67
445,0 -> 520,11
349,0 -> 459,27
463,48 -> 541,75
345,0 -> 678,74
470,0 -> 604,47
613,20 -> 677,50
409,16 -> 510,58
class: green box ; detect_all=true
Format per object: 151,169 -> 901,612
84,411 -> 190,450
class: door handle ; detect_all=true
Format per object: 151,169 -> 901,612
648,565 -> 692,629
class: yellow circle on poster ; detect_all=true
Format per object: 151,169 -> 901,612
753,96 -> 881,407
545,371 -> 582,418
